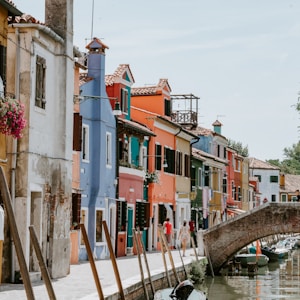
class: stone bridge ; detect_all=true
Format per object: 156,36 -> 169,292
203,202 -> 300,274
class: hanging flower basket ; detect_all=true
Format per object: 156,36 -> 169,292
145,171 -> 159,183
0,96 -> 26,139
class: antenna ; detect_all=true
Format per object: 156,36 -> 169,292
217,115 -> 225,120
91,0 -> 94,39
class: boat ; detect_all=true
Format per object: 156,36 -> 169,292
261,246 -> 289,261
153,279 -> 207,300
235,253 -> 269,267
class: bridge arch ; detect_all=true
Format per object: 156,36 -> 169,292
203,203 -> 300,274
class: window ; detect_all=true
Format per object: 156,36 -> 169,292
72,193 -> 81,228
222,176 -> 227,194
238,187 -> 241,201
164,147 -> 175,174
281,194 -> 287,202
0,45 -> 7,90
106,132 -> 112,166
191,166 -> 196,189
217,145 -> 220,157
232,181 -> 235,200
95,210 -> 103,243
80,208 -> 88,245
164,98 -> 171,116
198,168 -> 203,188
117,201 -> 127,231
255,175 -> 261,182
175,151 -> 182,175
82,124 -> 89,161
271,194 -> 276,202
270,176 -> 278,183
35,55 -> 46,109
155,144 -> 162,170
184,154 -> 190,177
73,113 -> 82,151
204,166 -> 210,187
135,202 -> 150,229
121,88 -> 128,114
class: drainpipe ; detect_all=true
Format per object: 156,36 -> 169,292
10,27 -> 21,282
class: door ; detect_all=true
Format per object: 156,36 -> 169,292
127,207 -> 134,248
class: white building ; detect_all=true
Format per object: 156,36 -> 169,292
249,157 -> 280,205
6,0 -> 74,279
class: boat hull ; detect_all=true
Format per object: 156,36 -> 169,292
154,288 -> 206,300
235,253 -> 269,267
261,247 -> 289,261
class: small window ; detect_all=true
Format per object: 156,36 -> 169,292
271,194 -> 276,202
270,176 -> 278,183
198,168 -> 202,188
95,210 -> 103,243
80,208 -> 88,245
121,88 -> 128,114
175,151 -> 182,175
155,144 -> 162,170
106,132 -> 112,167
255,175 -> 261,182
164,98 -> 171,116
35,55 -> 46,109
82,124 -> 89,161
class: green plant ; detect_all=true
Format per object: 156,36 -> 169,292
188,258 -> 208,284
145,170 -> 159,183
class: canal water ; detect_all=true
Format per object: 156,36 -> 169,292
196,249 -> 300,300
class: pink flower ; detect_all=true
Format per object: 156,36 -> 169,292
0,97 -> 26,139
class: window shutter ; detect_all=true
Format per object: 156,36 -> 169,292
73,113 -> 82,151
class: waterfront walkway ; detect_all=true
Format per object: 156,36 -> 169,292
0,248 -> 202,300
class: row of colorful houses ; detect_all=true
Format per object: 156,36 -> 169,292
0,0 -> 299,283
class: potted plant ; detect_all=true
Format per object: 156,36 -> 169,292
145,170 -> 159,183
0,96 -> 26,138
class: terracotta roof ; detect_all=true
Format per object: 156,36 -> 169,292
189,126 -> 212,136
117,118 -> 155,137
85,37 -> 109,51
131,79 -> 171,96
212,120 -> 222,126
280,174 -> 300,193
8,13 -> 44,24
105,64 -> 135,86
249,157 -> 280,170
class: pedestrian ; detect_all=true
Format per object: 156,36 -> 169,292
189,220 -> 197,247
178,220 -> 190,257
163,217 -> 173,247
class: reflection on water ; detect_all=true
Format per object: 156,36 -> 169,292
199,249 -> 300,300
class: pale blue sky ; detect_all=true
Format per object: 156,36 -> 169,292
13,0 -> 300,160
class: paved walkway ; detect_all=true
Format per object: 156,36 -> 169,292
0,248 -> 202,300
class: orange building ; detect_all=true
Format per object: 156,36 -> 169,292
131,79 -> 196,249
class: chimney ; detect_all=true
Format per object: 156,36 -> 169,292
45,0 -> 73,41
212,120 -> 222,135
85,37 -> 109,81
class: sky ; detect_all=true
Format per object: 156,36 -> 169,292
13,0 -> 300,161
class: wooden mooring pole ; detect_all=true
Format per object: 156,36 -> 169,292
80,223 -> 104,300
0,166 -> 35,299
132,228 -> 149,300
29,225 -> 56,300
102,220 -> 125,300
137,227 -> 155,296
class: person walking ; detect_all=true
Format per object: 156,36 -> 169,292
178,220 -> 190,257
163,217 -> 173,247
